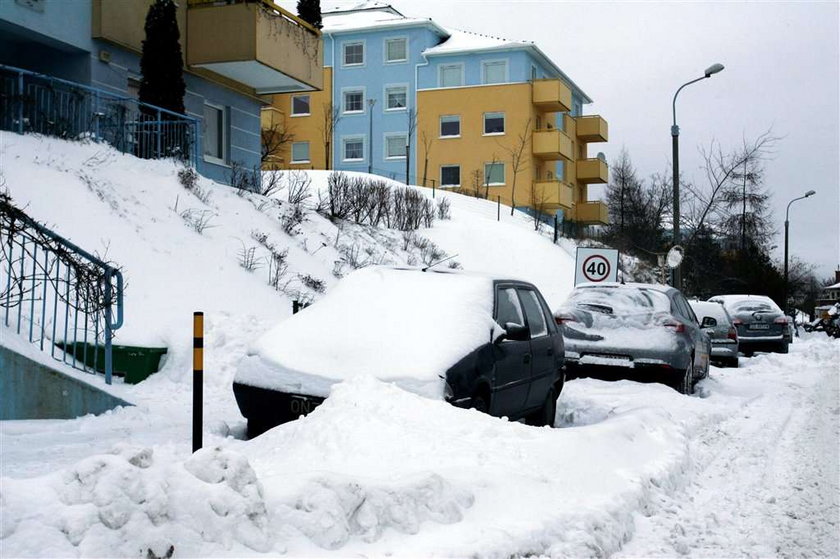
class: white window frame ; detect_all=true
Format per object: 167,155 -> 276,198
291,141 -> 310,164
384,37 -> 408,64
484,161 -> 505,186
290,94 -> 311,117
483,111 -> 505,136
438,63 -> 464,88
342,87 -> 366,114
440,164 -> 461,187
342,41 -> 365,67
482,59 -> 509,85
342,135 -> 366,162
439,114 -> 460,138
202,102 -> 227,165
384,84 -> 408,112
384,133 -> 408,160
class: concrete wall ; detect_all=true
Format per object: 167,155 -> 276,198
0,346 -> 132,420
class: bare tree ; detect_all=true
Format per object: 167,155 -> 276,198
529,174 -> 550,231
483,154 -> 502,200
499,117 -> 532,215
319,102 -> 341,170
420,129 -> 433,188
261,121 -> 293,168
405,107 -> 418,185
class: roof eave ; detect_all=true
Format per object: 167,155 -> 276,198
324,19 -> 448,37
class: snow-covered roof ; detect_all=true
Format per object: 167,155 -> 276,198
824,282 -> 840,290
321,3 -> 446,35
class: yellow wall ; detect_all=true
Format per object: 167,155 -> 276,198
264,67 -> 333,170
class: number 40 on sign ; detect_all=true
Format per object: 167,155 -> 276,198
574,248 -> 619,285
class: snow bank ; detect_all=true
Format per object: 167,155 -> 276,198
236,267 -> 497,397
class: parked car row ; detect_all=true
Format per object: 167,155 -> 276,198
233,267 -> 793,437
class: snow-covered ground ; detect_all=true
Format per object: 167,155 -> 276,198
2,134 -> 839,557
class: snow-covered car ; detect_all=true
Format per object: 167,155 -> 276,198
234,267 -> 565,436
689,301 -> 740,368
554,283 -> 711,394
707,294 -> 792,355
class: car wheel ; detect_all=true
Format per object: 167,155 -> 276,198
470,392 -> 490,414
777,342 -> 789,354
526,387 -> 557,427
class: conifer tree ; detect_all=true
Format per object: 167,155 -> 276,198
139,0 -> 185,115
297,0 -> 323,29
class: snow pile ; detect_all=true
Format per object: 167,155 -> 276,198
237,267 -> 497,397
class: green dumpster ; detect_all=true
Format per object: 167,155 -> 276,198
57,342 -> 168,384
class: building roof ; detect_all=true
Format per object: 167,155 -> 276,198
824,282 -> 840,290
320,3 -> 447,36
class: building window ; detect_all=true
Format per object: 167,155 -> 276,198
343,90 -> 364,113
439,63 -> 464,88
484,162 -> 505,185
385,134 -> 407,159
385,38 -> 407,63
291,95 -> 310,116
291,141 -> 310,163
483,112 -> 505,135
531,65 -> 538,81
343,42 -> 364,66
203,103 -> 226,163
343,137 -> 365,161
439,115 -> 460,137
441,165 -> 460,187
482,60 -> 508,84
385,86 -> 407,110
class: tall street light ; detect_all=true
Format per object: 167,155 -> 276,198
671,62 -> 725,289
367,98 -> 376,174
784,190 -> 816,317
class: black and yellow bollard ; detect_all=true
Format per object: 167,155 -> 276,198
192,311 -> 203,453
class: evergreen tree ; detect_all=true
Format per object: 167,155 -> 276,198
297,0 -> 323,29
139,0 -> 185,115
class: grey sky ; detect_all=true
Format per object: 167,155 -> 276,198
373,0 -> 838,278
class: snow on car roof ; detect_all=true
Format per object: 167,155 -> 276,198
236,267 -> 498,398
709,294 -> 781,312
575,281 -> 674,293
689,301 -> 731,320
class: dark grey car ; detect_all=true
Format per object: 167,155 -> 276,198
689,301 -> 739,367
707,295 -> 792,355
555,283 -> 711,394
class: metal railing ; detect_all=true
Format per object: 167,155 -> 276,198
0,64 -> 199,166
1,195 -> 124,385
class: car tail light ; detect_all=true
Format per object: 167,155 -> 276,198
554,312 -> 578,325
727,327 -> 738,341
774,317 -> 789,324
662,319 -> 685,333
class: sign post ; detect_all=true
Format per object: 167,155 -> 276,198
574,248 -> 619,285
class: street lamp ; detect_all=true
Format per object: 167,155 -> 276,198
671,62 -> 725,288
367,98 -> 376,174
784,189 -> 816,317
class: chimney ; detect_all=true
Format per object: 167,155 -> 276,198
835,269 -> 840,284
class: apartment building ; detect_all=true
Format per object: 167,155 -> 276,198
268,3 -> 609,225
0,0 -> 322,184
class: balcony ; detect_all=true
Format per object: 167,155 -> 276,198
532,180 -> 573,209
186,0 -> 322,94
532,128 -> 572,161
576,158 -> 609,184
532,79 -> 571,113
575,201 -> 609,225
576,115 -> 608,143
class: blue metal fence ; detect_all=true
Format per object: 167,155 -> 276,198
0,64 -> 199,166
1,194 -> 124,385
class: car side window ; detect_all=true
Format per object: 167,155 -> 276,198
518,288 -> 548,338
674,294 -> 697,323
496,287 -> 525,327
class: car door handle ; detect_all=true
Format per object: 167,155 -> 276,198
523,354 -> 531,364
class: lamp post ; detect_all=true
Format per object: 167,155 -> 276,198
367,98 -> 376,174
671,62 -> 724,288
784,190 -> 816,317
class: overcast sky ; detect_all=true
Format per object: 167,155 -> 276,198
354,0 -> 837,278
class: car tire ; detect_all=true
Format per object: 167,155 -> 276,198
470,392 -> 490,414
778,342 -> 789,354
526,387 -> 557,427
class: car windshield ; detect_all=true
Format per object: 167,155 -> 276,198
730,301 -> 775,313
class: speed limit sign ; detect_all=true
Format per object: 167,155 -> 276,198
574,248 -> 619,285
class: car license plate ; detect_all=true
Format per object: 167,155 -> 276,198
289,395 -> 319,415
749,323 -> 770,330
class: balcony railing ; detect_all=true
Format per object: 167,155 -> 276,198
532,79 -> 572,113
186,0 -> 323,94
0,64 -> 199,166
576,158 -> 609,184
576,115 -> 608,143
575,201 -> 609,225
532,128 -> 572,161
533,180 -> 574,209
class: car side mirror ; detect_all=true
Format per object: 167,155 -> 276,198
503,322 -> 530,342
701,316 -> 717,328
